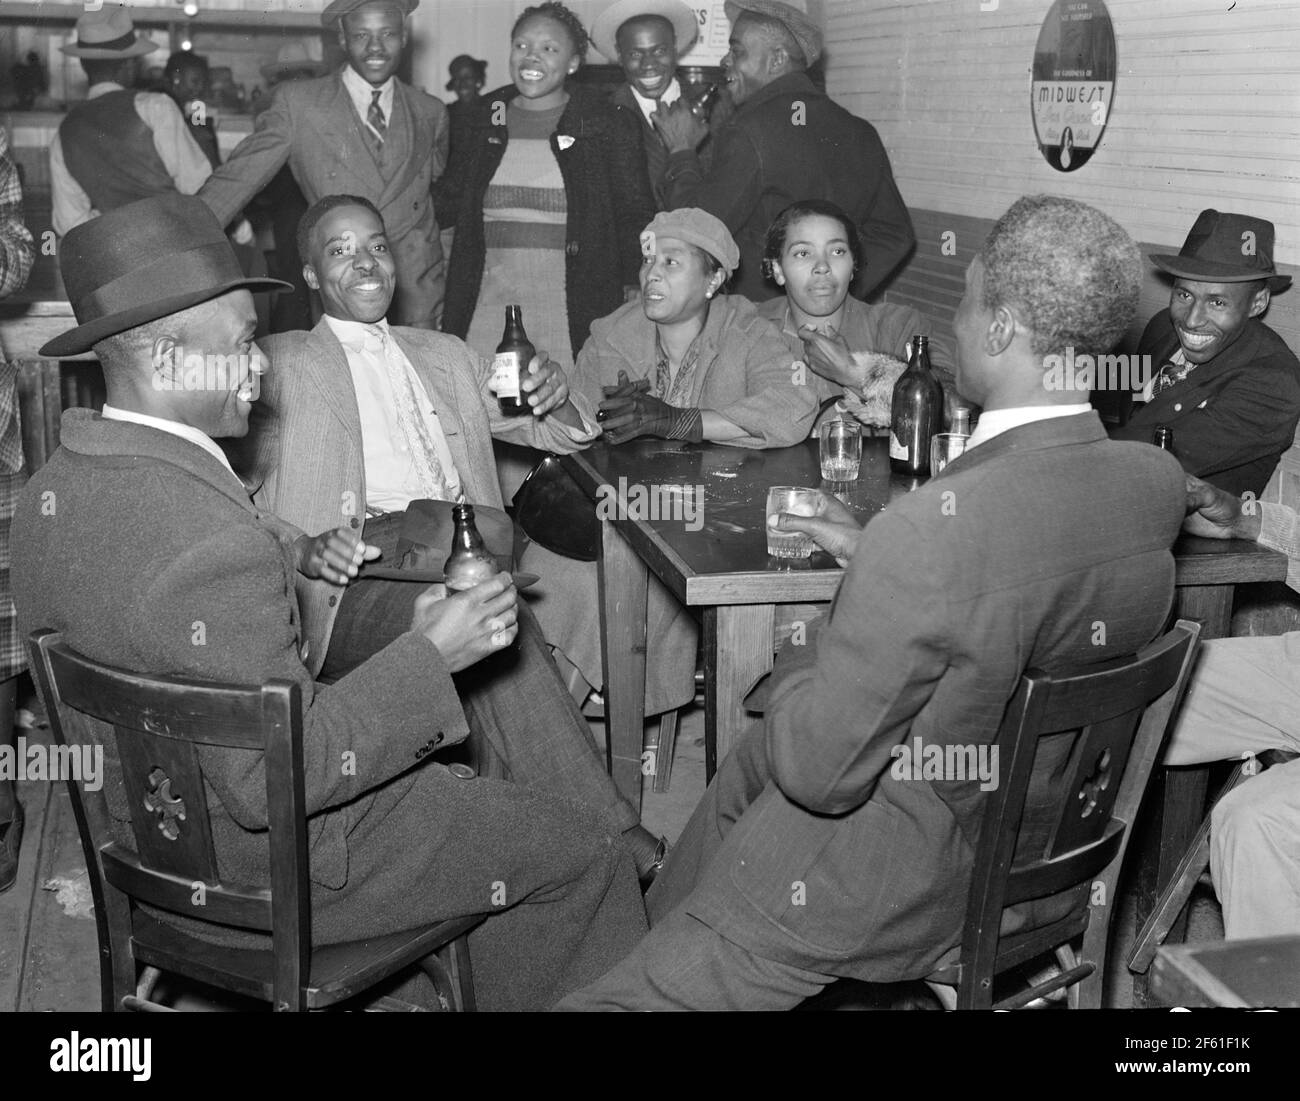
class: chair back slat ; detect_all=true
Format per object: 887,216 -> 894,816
102,846 -> 273,929
954,620 -> 1201,1009
265,689 -> 310,1009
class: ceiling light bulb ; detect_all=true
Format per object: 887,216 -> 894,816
182,2 -> 199,17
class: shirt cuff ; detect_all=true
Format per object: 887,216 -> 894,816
557,390 -> 600,442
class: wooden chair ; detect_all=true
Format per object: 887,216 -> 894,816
928,619 -> 1201,1009
28,629 -> 482,1012
1128,747 -> 1299,975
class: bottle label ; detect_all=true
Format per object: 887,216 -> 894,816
492,352 -> 521,400
889,430 -> 908,461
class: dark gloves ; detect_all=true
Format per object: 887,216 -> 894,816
598,390 -> 703,444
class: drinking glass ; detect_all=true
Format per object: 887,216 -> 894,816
819,419 -> 862,481
766,486 -> 823,558
929,432 -> 968,477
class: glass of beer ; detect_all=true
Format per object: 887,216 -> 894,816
820,419 -> 862,481
766,486 -> 824,558
929,433 -> 968,477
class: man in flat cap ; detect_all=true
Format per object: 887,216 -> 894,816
1113,209 -> 1300,497
591,0 -> 724,208
651,0 -> 915,300
198,0 -> 450,329
12,194 -> 648,1011
49,5 -> 216,238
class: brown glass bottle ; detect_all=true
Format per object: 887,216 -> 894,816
889,335 -> 944,475
443,503 -> 499,590
691,83 -> 721,120
1152,425 -> 1175,453
493,305 -> 534,416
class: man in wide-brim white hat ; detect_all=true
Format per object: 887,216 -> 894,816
49,4 -> 215,239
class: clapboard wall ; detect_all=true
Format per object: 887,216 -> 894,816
824,0 -> 1300,355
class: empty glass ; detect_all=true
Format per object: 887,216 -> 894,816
766,486 -> 824,558
820,419 -> 863,481
929,432 -> 968,476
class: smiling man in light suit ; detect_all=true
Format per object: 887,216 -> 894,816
240,194 -> 667,882
198,0 -> 448,328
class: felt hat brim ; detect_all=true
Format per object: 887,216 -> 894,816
59,37 -> 159,59
591,0 -> 700,64
1151,254 -> 1292,293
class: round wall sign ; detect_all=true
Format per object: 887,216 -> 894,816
1031,0 -> 1117,172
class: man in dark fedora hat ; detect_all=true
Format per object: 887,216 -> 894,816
1113,209 -> 1300,497
11,194 -> 649,1011
198,0 -> 451,330
49,4 -> 216,238
651,0 -> 914,299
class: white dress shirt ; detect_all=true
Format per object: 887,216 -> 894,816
101,404 -> 241,486
631,78 -> 682,126
324,314 -> 464,512
341,65 -> 394,143
50,83 -> 214,237
964,403 -> 1094,451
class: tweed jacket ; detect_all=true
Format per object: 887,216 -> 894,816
662,72 -> 915,302
244,320 -> 598,674
570,294 -> 818,448
197,71 -> 449,327
12,411 -> 467,893
1112,309 -> 1300,497
437,83 -> 656,356
682,413 -> 1187,980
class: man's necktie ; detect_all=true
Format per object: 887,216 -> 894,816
1151,354 -> 1197,398
366,326 -> 452,500
367,90 -> 387,146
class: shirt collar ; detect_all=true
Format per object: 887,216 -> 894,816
87,82 -> 126,99
325,313 -> 390,350
100,404 -> 241,483
965,404 -> 1093,451
342,64 -> 393,105
630,78 -> 681,122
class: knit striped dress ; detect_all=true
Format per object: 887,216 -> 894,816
465,101 -> 572,371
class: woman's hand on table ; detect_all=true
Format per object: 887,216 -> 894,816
296,527 -> 380,585
598,378 -> 676,443
773,492 -> 863,567
1183,473 -> 1262,542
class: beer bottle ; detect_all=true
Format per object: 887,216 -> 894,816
890,335 -> 944,475
443,503 -> 499,591
1152,425 -> 1175,453
493,305 -> 534,416
691,83 -> 721,121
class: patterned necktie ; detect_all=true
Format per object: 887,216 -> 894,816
367,90 -> 387,146
366,326 -> 453,501
1151,353 -> 1196,398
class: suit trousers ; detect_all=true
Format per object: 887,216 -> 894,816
557,723 -> 837,1010
1162,631 -> 1300,938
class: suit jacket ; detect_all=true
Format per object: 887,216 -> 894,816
1112,309 -> 1300,497
198,71 -> 449,327
662,72 -> 915,301
437,83 -> 656,356
245,320 -> 597,674
608,82 -> 722,210
681,412 -> 1187,980
12,411 -> 467,895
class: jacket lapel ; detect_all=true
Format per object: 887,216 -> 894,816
319,75 -> 386,196
1138,323 -> 1263,421
304,319 -> 366,443
376,82 -> 417,201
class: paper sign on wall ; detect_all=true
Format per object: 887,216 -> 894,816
1031,0 -> 1117,172
679,0 -> 730,68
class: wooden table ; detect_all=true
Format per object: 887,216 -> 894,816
564,436 -> 1289,812
1152,936 -> 1300,1007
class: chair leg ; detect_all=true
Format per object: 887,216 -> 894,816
418,955 -> 456,1011
450,934 -> 475,1012
651,710 -> 679,794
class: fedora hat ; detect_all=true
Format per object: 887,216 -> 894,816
60,5 -> 159,60
591,0 -> 699,64
321,0 -> 418,27
724,0 -> 822,66
261,39 -> 327,82
1151,209 -> 1292,293
41,195 -> 290,358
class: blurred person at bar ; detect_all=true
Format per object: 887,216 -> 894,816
1163,452 -> 1300,938
199,0 -> 450,330
164,50 -> 219,167
13,195 -> 650,1010
524,208 -> 815,730
1112,210 -> 1300,497
590,0 -> 727,209
0,125 -> 35,894
758,198 -> 962,433
650,0 -> 914,301
236,194 -> 667,883
558,195 -> 1187,1010
48,6 -> 234,239
443,53 -> 487,166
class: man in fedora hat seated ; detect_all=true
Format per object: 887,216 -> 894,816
12,194 -> 650,1011
590,0 -> 726,209
236,193 -> 666,880
49,5 -> 226,239
649,0 -> 914,300
1113,209 -> 1300,497
198,0 -> 450,330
